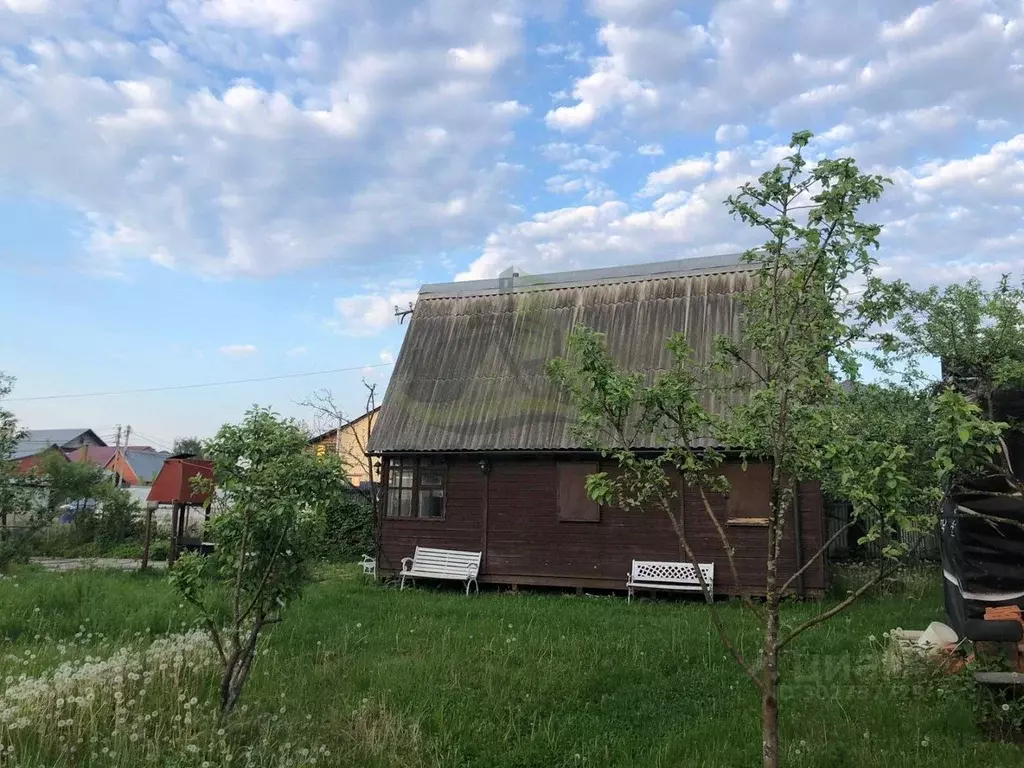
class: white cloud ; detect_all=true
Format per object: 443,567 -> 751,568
641,157 -> 714,195
536,42 -> 584,62
0,0 -> 530,277
286,345 -> 308,357
637,143 -> 664,156
714,124 -> 748,144
491,100 -> 531,118
549,0 -> 1024,136
380,349 -> 395,365
1,0 -> 49,12
332,291 -> 418,337
220,344 -> 258,356
179,0 -> 323,34
463,127 -> 1024,288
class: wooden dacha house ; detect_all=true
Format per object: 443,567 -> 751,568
367,255 -> 828,598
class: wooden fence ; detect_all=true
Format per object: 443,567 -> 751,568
825,499 -> 941,562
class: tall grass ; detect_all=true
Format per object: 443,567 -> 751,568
0,566 -> 1021,766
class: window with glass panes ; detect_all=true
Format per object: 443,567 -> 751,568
384,457 -> 446,519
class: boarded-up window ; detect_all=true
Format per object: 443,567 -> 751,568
557,462 -> 600,522
722,462 -> 771,524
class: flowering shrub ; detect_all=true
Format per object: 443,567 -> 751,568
0,629 -> 342,766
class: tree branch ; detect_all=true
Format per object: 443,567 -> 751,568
778,562 -> 895,650
695,484 -> 766,621
780,519 -> 854,595
656,490 -> 765,693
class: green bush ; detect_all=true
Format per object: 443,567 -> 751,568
321,493 -> 373,561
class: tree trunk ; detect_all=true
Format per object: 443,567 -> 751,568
761,626 -> 781,768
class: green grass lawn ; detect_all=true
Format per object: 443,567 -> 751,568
0,566 -> 1021,767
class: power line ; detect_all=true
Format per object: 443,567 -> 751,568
6,362 -> 394,403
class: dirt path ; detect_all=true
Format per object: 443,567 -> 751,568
29,557 -> 167,572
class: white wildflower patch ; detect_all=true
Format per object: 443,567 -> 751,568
0,629 -> 219,763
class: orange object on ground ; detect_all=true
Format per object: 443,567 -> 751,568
983,605 -> 1024,672
985,605 -> 1024,623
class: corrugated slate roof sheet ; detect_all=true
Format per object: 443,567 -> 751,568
368,255 -> 760,453
12,438 -> 61,460
26,428 -> 105,447
124,450 -> 170,484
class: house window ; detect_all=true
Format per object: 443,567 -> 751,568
557,462 -> 600,522
385,458 -> 446,519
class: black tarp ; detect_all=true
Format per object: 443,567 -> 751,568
942,388 -> 1024,641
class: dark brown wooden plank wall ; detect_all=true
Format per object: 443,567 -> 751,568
377,459 -> 484,573
377,455 -> 826,596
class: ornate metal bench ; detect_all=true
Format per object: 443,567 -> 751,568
400,546 -> 481,595
627,560 -> 714,603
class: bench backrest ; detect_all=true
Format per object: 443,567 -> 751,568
412,546 -> 482,578
630,560 -> 713,585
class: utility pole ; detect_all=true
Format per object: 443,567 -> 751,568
113,425 -> 122,486
336,415 -> 343,457
121,425 -> 131,488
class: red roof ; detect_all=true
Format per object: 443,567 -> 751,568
68,445 -> 156,467
147,458 -> 214,505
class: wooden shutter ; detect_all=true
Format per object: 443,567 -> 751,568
557,462 -> 600,522
723,462 -> 771,525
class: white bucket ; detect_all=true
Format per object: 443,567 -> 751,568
917,622 -> 958,652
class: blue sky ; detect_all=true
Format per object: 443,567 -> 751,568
1,0 -> 1022,445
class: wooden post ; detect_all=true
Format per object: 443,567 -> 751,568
169,501 -> 181,565
481,466 -> 489,572
141,504 -> 154,570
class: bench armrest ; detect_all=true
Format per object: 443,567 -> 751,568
400,557 -> 414,573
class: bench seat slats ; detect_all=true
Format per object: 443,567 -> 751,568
400,546 -> 482,595
626,560 -> 713,603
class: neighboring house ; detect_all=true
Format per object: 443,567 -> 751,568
310,408 -> 381,489
104,449 -> 169,486
68,445 -> 153,468
11,428 -> 106,473
11,441 -> 67,474
367,255 -> 828,597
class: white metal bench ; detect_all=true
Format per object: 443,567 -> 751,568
360,554 -> 377,580
627,560 -> 714,604
400,546 -> 482,595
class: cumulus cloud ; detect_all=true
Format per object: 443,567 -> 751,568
714,124 -> 748,144
0,0 -> 532,277
637,143 -> 664,156
331,290 -> 418,336
285,345 -> 308,357
220,344 -> 258,356
461,129 -> 1024,288
549,0 -> 1023,138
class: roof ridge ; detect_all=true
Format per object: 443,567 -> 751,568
419,265 -> 753,302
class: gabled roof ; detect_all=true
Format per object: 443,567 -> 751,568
120,450 -> 170,484
310,407 -> 380,444
12,439 -> 61,461
23,428 -> 107,449
68,445 -> 152,467
367,255 -> 760,453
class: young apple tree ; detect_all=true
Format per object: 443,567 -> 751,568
550,131 -> 935,768
170,406 -> 346,716
895,276 -> 1024,505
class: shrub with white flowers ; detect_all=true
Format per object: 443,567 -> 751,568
171,407 -> 343,716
